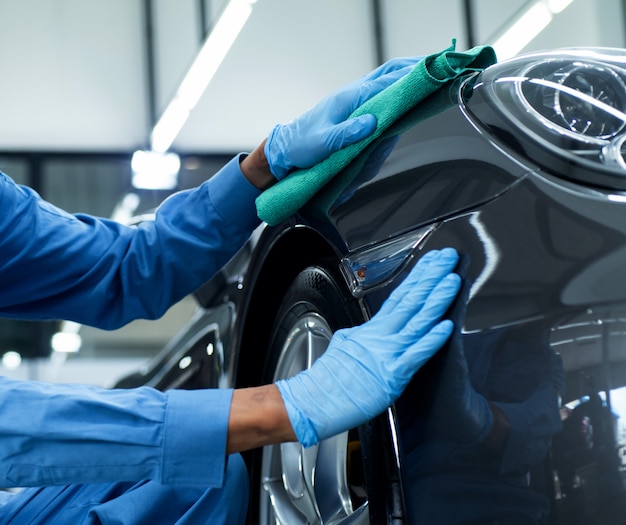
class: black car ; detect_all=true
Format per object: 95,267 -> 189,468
117,47 -> 626,525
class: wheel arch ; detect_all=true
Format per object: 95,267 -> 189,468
235,223 -> 404,525
233,224 -> 345,389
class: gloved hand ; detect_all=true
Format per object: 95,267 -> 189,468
265,56 -> 423,180
277,247 -> 461,447
432,260 -> 493,444
336,135 -> 401,206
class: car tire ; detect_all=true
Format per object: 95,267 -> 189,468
249,265 -> 371,525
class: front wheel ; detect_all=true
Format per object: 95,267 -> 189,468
254,266 -> 369,525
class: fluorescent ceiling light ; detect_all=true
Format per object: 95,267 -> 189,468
1,351 -> 21,369
492,3 -> 552,60
111,192 -> 141,224
151,0 -> 256,152
131,150 -> 180,190
151,99 -> 192,155
548,0 -> 574,14
51,332 -> 82,354
52,321 -> 83,354
491,0 -> 575,60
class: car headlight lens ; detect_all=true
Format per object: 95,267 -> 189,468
464,48 -> 626,190
520,61 -> 626,141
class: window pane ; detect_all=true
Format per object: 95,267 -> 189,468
0,158 -> 28,185
43,158 -> 130,217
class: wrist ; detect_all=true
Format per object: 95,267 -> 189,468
276,377 -> 320,448
240,139 -> 277,190
227,384 -> 296,454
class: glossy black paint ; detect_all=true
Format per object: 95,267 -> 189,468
383,172 -> 626,523
303,81 -> 529,251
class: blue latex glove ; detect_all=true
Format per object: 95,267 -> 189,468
265,57 -> 423,180
277,248 -> 461,447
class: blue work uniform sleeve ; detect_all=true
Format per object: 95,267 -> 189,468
0,154 -> 262,329
0,376 -> 233,488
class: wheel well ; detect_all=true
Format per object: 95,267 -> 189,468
235,227 -> 340,389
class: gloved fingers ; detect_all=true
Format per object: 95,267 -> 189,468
322,114 -> 377,152
360,56 -> 424,82
376,249 -> 459,331
399,248 -> 459,308
323,64 -> 416,126
394,319 -> 455,378
264,124 -> 291,179
376,249 -> 442,317
336,136 -> 401,205
353,64 -> 416,108
337,58 -> 419,100
399,273 -> 461,336
380,273 -> 459,341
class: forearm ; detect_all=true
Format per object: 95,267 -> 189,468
0,377 -> 230,488
239,139 -> 277,191
227,385 -> 296,454
0,158 -> 261,328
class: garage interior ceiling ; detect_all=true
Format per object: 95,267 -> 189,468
0,0 -> 624,155
0,0 -> 625,386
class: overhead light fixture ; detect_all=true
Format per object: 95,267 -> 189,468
547,0 -> 574,14
2,351 -> 21,370
131,149 -> 180,190
150,0 -> 257,153
51,321 -> 82,354
491,0 -> 575,61
111,192 -> 141,224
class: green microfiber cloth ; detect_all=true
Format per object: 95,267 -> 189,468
310,77 -> 464,222
255,39 -> 497,226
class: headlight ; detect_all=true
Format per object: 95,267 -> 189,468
520,60 -> 626,141
464,48 -> 626,190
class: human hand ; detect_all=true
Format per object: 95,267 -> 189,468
277,247 -> 461,447
265,57 -> 422,180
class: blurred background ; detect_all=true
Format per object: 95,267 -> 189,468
0,0 -> 623,387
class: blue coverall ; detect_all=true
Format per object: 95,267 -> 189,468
0,154 -> 261,524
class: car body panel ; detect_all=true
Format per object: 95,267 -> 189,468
302,81 -> 531,253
